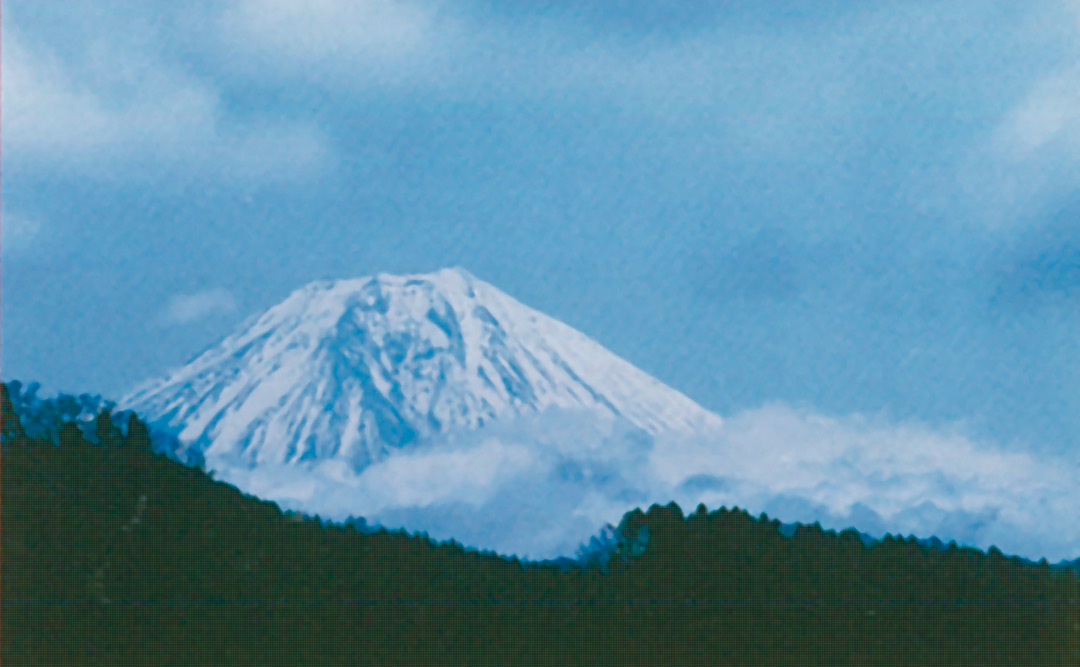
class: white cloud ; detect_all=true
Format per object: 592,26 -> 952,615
950,65 -> 1080,229
212,0 -> 864,164
159,289 -> 238,326
965,2 -> 1080,227
201,402 -> 1080,562
356,438 -> 535,509
2,30 -> 330,182
655,405 -> 1075,553
995,68 -> 1080,157
217,0 -> 449,82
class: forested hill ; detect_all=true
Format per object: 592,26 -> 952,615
3,398 -> 1080,664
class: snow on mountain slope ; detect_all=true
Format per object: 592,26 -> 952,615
122,267 -> 723,470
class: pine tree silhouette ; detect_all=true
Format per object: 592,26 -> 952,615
125,413 -> 152,451
58,421 -> 83,449
1,382 -> 26,442
95,409 -> 123,448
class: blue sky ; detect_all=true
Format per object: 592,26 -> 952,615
4,0 -> 1080,467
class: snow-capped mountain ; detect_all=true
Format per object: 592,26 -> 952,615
122,267 -> 723,470
116,267 -> 1080,563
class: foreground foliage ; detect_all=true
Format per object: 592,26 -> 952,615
3,402 -> 1079,664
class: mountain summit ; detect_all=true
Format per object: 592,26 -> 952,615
123,267 -> 722,471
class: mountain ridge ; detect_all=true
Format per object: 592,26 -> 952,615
121,267 -> 723,470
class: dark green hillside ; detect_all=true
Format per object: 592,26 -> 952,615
3,403 -> 1079,664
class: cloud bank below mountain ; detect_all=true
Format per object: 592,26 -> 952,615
209,402 -> 1079,563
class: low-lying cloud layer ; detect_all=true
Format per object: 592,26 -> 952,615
209,404 -> 1080,562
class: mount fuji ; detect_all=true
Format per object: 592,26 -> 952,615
121,267 -> 726,558
123,267 -> 722,469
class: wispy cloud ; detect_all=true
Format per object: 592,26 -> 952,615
997,69 -> 1080,156
957,4 -> 1080,229
2,29 -> 330,183
218,0 -> 443,71
159,289 -> 238,326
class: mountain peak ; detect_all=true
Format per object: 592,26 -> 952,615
123,269 -> 722,469
286,267 -> 479,312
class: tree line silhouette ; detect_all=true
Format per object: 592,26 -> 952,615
3,381 -> 1079,664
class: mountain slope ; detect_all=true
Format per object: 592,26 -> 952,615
122,267 -> 722,470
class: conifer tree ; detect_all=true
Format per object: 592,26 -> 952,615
126,413 -> 153,451
1,381 -> 26,442
95,409 -> 123,448
58,421 -> 83,448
